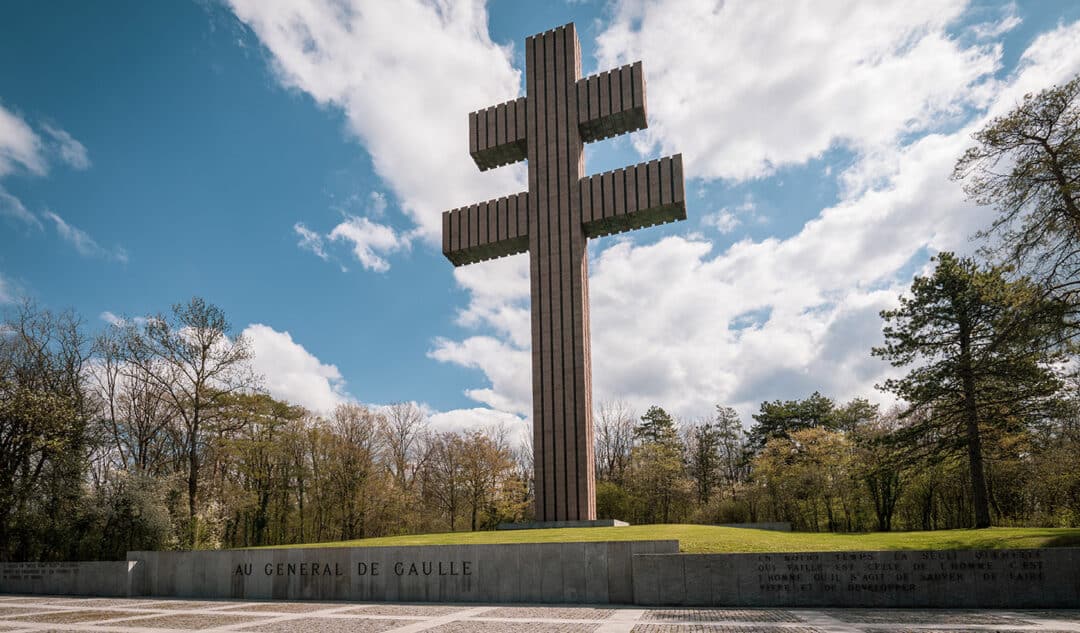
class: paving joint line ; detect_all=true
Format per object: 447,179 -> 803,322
211,603 -> 372,630
595,607 -> 646,633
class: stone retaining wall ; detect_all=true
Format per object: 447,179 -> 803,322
129,540 -> 678,603
5,543 -> 1079,608
633,548 -> 1080,608
0,561 -> 131,597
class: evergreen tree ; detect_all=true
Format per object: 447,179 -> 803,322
686,420 -> 722,505
873,253 -> 1067,528
636,405 -> 678,445
748,391 -> 836,450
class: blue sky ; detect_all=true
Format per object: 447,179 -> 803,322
2,0 -> 1080,433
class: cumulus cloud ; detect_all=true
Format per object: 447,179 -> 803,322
428,406 -> 527,437
430,14 -> 1080,424
233,0 -> 1080,427
229,0 -> 525,244
594,0 -> 1003,181
42,124 -> 91,170
243,323 -> 351,414
43,211 -> 129,263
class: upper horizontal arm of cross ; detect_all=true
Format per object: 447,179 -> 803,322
468,61 -> 648,172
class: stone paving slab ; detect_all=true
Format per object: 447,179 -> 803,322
134,599 -> 244,610
630,622 -> 820,626
109,612 -> 274,629
482,606 -> 615,619
827,610 -> 1033,625
10,609 -> 143,624
348,604 -> 472,616
219,601 -> 346,613
0,606 -> 62,616
643,610 -> 801,623
881,626 -> 1075,630
246,618 -> 422,633
428,622 -> 600,632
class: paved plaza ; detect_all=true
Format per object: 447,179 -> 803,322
0,596 -> 1077,633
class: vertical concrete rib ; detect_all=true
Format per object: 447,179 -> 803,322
570,24 -> 591,520
560,25 -> 580,520
525,34 -> 545,522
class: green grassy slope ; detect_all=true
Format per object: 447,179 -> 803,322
260,525 -> 1080,553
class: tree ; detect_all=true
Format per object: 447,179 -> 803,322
852,408 -> 905,532
594,400 -> 635,483
873,253 -> 1067,528
753,427 -> 860,531
685,419 -> 722,505
713,405 -> 749,498
124,297 -> 255,547
636,405 -> 678,445
630,406 -> 689,522
459,428 -> 515,530
953,74 -> 1080,328
833,398 -> 880,434
748,392 -> 836,450
380,402 -> 428,493
422,432 -> 465,531
0,302 -> 93,560
323,403 -> 387,540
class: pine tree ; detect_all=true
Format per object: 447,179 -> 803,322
873,253 -> 1067,528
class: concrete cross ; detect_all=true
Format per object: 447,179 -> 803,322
441,23 -> 686,522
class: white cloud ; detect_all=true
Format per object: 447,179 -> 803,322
329,215 -> 408,272
430,15 -> 1080,426
229,0 -> 525,245
0,104 -> 45,177
100,311 -> 125,326
428,406 -> 527,437
0,187 -> 42,230
230,1 -> 1080,428
594,0 -> 1002,181
971,3 -> 1022,41
243,323 -> 350,414
294,222 -> 329,260
43,211 -> 129,263
428,334 -> 532,417
42,124 -> 91,170
702,210 -> 739,234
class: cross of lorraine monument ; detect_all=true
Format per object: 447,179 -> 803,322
442,23 -> 686,523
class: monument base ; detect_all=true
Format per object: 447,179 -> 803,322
496,519 -> 629,530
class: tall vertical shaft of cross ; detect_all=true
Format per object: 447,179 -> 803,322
442,23 -> 686,522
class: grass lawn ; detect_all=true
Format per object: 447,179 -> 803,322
261,524 -> 1080,553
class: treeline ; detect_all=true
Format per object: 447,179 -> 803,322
2,288 -> 1074,564
592,387 -> 1079,532
0,298 -> 533,560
